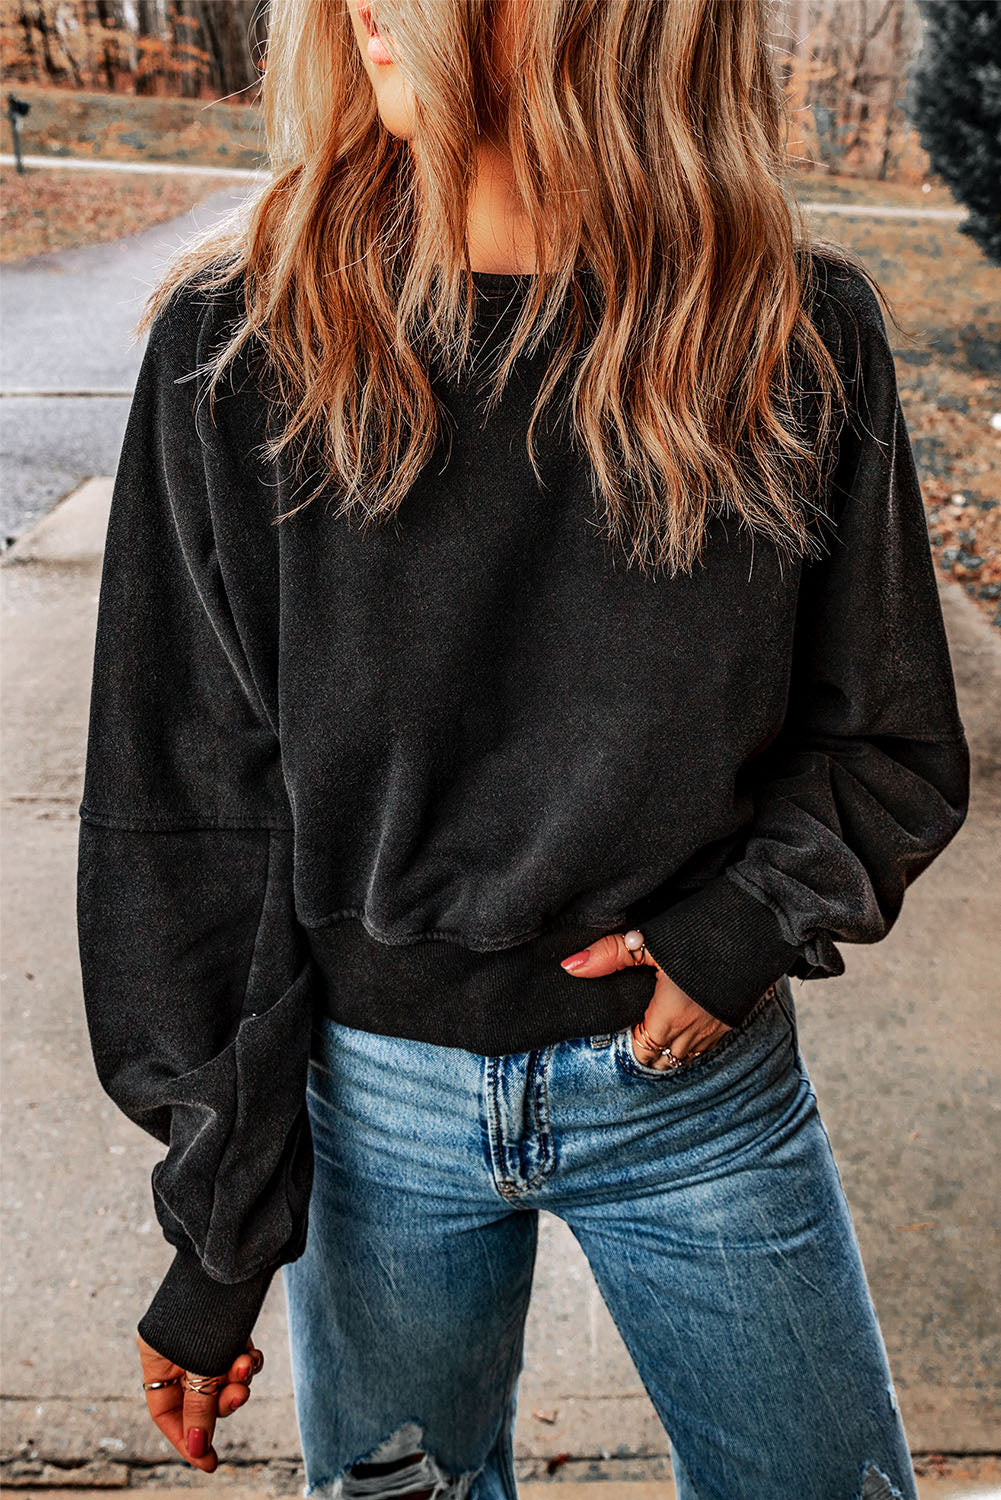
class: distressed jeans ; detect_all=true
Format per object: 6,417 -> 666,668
282,975 -> 917,1500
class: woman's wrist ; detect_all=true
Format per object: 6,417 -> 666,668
639,874 -> 801,1027
137,1245 -> 275,1378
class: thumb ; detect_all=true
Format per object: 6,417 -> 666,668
182,1377 -> 220,1467
560,931 -> 632,976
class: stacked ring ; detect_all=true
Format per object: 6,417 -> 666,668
633,981 -> 779,1067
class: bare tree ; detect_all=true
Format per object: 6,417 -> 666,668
31,0 -> 68,82
771,0 -> 925,180
879,0 -> 908,180
134,0 -> 163,95
15,0 -> 41,77
169,0 -> 206,97
93,0 -> 125,92
188,0 -> 262,100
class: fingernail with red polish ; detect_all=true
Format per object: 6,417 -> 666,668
187,1427 -> 206,1458
561,949 -> 590,970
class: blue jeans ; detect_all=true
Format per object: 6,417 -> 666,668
282,976 -> 917,1500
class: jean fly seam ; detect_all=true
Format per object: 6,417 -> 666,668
519,1045 -> 555,1193
484,1050 -> 556,1198
486,1055 -> 516,1195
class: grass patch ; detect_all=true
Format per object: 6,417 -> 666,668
0,164 -> 245,261
4,83 -> 264,169
789,169 -> 958,212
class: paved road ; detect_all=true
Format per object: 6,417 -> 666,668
0,183 -> 252,545
10,1477 -> 1001,1498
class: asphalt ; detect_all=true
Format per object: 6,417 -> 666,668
1,469 -> 998,1492
0,183 -> 253,543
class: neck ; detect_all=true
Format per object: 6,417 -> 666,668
465,140 -> 539,275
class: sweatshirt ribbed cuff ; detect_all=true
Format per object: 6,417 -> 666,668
136,1245 -> 276,1376
640,872 -> 804,1027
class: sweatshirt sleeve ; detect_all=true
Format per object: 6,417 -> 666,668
76,283 -> 315,1376
640,265 -> 971,1027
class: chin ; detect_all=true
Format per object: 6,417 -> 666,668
371,77 -> 416,138
375,100 -> 415,138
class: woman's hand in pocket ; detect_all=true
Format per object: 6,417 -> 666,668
560,931 -> 731,1070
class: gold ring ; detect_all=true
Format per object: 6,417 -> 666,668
634,1016 -> 682,1067
181,1371 -> 226,1396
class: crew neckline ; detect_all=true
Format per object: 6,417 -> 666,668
471,267 -> 533,277
470,268 -> 535,291
469,266 -> 597,286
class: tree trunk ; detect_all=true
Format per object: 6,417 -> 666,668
191,0 -> 262,100
94,0 -> 124,92
17,0 -> 41,85
169,0 -> 204,97
878,0 -> 907,179
135,0 -> 163,95
33,0 -> 67,84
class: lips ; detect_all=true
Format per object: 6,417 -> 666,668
357,0 -> 394,64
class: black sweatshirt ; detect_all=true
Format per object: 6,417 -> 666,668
76,256 -> 970,1375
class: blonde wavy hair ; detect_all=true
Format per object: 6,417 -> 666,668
138,0 -> 893,577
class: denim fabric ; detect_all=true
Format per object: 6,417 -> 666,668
283,977 -> 917,1500
77,253 -> 969,1373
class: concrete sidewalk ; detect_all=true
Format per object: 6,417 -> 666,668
7,1476 -> 1001,1499
2,478 -> 999,1490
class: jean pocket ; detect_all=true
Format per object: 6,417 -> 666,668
615,981 -> 782,1082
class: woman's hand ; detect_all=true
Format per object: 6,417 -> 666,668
560,932 -> 731,1069
137,1331 -> 264,1472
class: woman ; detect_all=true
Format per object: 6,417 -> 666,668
76,1 -> 970,1496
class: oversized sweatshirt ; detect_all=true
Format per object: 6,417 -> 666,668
76,255 -> 970,1377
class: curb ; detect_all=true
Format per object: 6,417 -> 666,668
1,477 -> 112,567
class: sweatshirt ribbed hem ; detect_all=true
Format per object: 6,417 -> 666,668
137,1245 -> 275,1376
309,916 -> 661,1054
641,872 -> 805,1027
306,892 -> 799,1053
